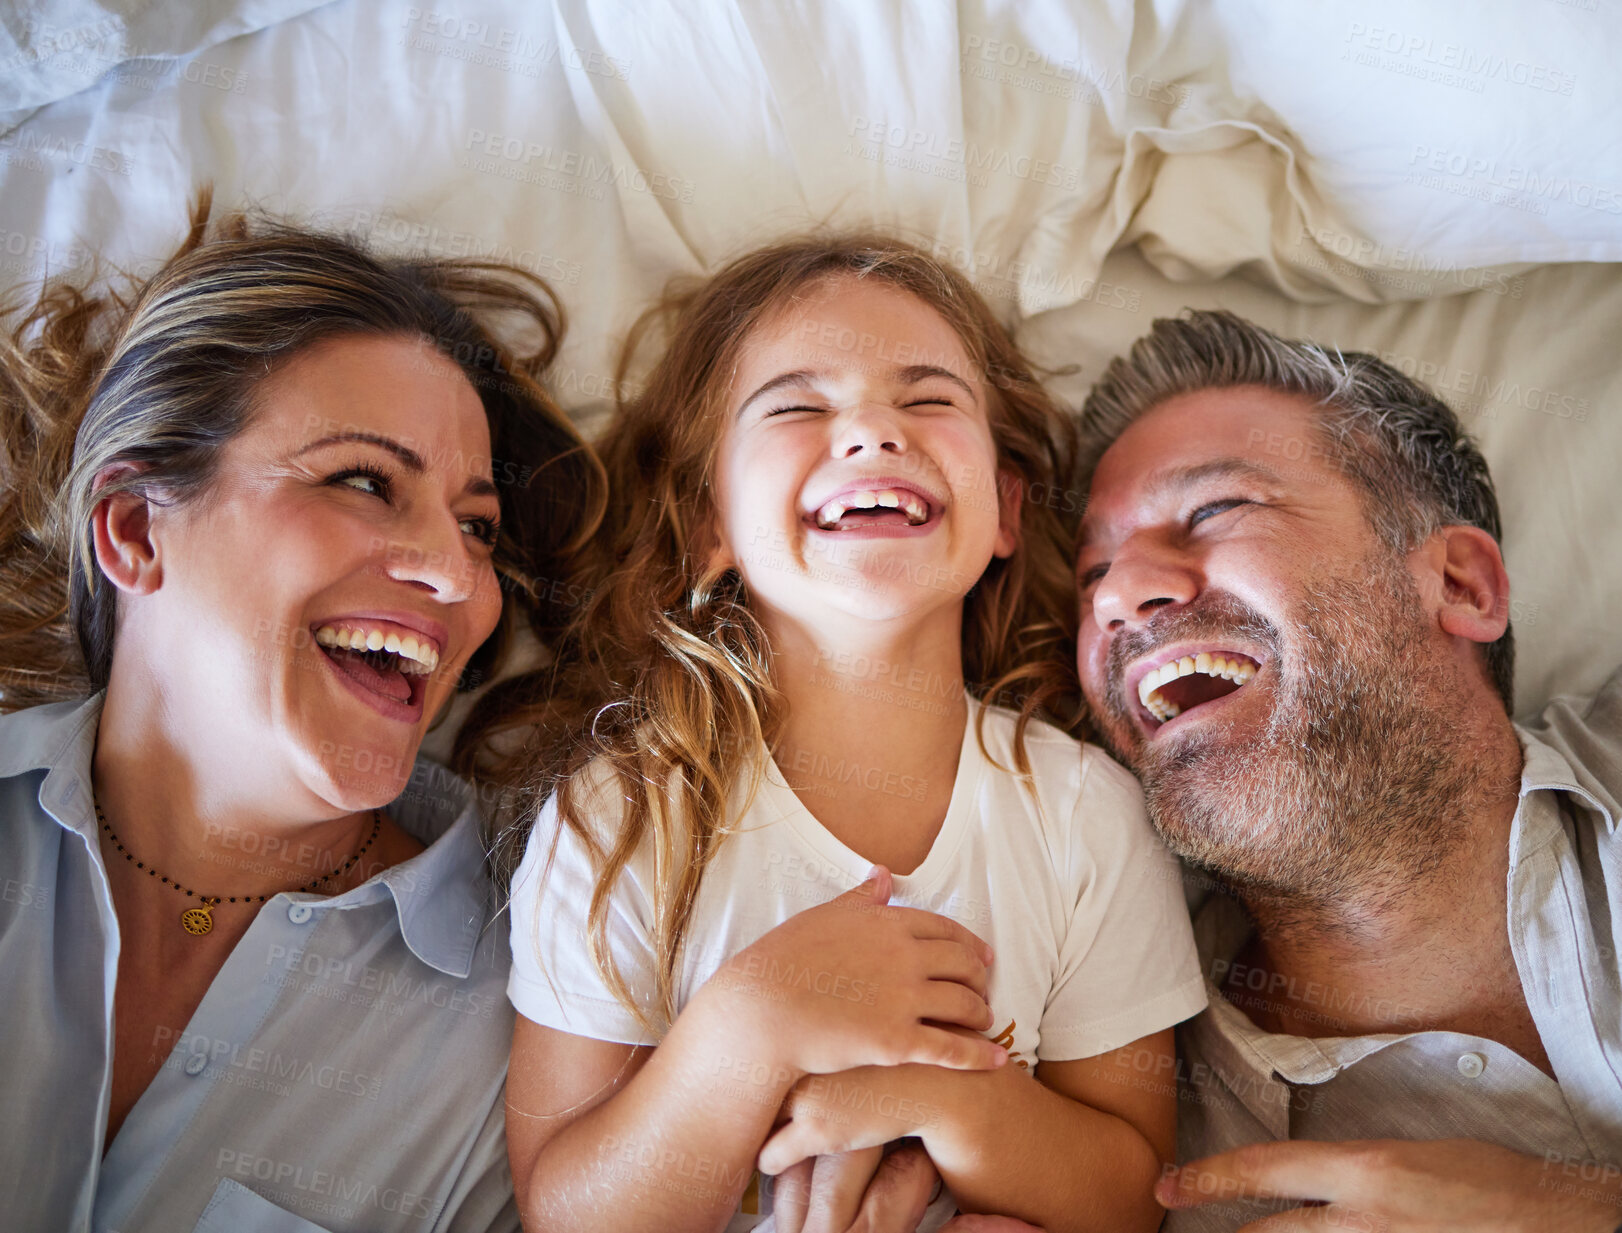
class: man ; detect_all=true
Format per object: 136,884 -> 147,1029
1071,310 -> 1622,1230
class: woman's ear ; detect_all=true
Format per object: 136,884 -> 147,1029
993,469 -> 1023,559
90,463 -> 165,597
1425,525 -> 1511,644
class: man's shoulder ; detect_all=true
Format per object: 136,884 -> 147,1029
1518,664 -> 1622,832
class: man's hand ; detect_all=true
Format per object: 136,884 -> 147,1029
771,1141 -> 1048,1233
1157,1138 -> 1622,1231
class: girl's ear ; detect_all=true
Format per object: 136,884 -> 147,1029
993,469 -> 1022,559
91,462 -> 166,596
694,505 -> 735,574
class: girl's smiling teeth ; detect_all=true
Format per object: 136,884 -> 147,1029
1138,651 -> 1259,722
813,487 -> 931,529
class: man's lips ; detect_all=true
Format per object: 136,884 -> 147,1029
1122,643 -> 1267,734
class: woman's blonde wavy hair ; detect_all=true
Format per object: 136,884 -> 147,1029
0,190 -> 606,771
518,232 -> 1084,1032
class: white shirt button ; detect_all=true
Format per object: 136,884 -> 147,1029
183,1052 -> 208,1076
1457,1052 -> 1487,1078
287,903 -> 314,925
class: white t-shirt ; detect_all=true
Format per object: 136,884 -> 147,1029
508,696 -> 1206,1227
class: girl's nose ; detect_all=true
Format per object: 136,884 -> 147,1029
832,403 -> 907,457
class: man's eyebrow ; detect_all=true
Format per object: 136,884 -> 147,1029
1078,457 -> 1283,545
294,431 -> 498,498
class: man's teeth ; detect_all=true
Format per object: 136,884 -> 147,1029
1137,654 -> 1257,722
815,488 -> 930,529
314,624 -> 439,675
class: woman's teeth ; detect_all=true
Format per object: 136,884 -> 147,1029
814,488 -> 930,529
1139,652 -> 1257,722
314,624 -> 438,674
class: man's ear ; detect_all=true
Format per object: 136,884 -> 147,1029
90,463 -> 165,597
1419,525 -> 1511,644
993,469 -> 1023,559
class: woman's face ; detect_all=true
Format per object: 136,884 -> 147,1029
115,333 -> 505,811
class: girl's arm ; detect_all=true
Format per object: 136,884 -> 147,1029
759,1027 -> 1177,1233
506,870 -> 1008,1233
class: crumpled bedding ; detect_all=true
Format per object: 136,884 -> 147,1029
1,0 -> 1617,737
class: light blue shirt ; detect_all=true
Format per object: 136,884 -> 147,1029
0,692 -> 520,1233
1169,668 -> 1622,1230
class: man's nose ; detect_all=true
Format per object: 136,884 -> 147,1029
832,403 -> 907,457
1090,537 -> 1200,632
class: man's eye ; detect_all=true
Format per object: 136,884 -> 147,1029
1190,498 -> 1249,527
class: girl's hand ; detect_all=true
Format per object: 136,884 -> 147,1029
760,1065 -> 941,1175
701,866 -> 1004,1080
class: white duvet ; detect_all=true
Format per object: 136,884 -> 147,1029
1,0 -> 1618,733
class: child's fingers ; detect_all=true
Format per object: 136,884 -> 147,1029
915,978 -> 995,1034
759,1121 -> 827,1176
836,865 -> 893,907
895,907 -> 994,965
917,938 -> 990,999
909,1024 -> 1009,1072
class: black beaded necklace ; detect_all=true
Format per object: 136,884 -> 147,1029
93,799 -> 382,936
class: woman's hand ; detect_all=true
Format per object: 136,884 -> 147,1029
698,866 -> 1005,1081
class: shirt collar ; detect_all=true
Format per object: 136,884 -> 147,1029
0,690 -> 494,979
1516,718 -> 1618,835
1183,714 -> 1606,1123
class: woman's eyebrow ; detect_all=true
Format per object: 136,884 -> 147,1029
294,430 -> 498,498
296,430 -> 425,470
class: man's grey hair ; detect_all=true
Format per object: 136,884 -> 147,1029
1078,309 -> 1514,712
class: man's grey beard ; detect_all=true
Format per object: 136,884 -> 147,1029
1102,549 -> 1479,913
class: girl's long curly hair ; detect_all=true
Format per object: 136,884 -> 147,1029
506,233 -> 1083,1032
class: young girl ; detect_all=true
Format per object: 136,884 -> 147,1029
503,236 -> 1206,1232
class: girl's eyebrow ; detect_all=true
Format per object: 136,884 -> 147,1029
737,369 -> 819,418
736,363 -> 976,419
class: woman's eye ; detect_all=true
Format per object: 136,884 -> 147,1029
460,517 -> 501,547
1190,498 -> 1249,527
332,466 -> 391,498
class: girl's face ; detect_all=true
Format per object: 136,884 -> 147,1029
114,333 -> 505,810
711,276 -> 1018,633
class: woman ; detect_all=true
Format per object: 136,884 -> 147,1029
0,192 -> 604,1232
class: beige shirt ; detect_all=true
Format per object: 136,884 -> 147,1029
1168,669 -> 1622,1231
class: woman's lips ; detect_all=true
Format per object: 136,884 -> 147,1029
317,644 -> 425,723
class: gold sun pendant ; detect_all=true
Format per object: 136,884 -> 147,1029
180,899 -> 218,936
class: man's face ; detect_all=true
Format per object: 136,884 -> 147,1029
1074,385 -> 1475,899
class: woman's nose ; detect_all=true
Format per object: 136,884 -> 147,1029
379,512 -> 486,603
